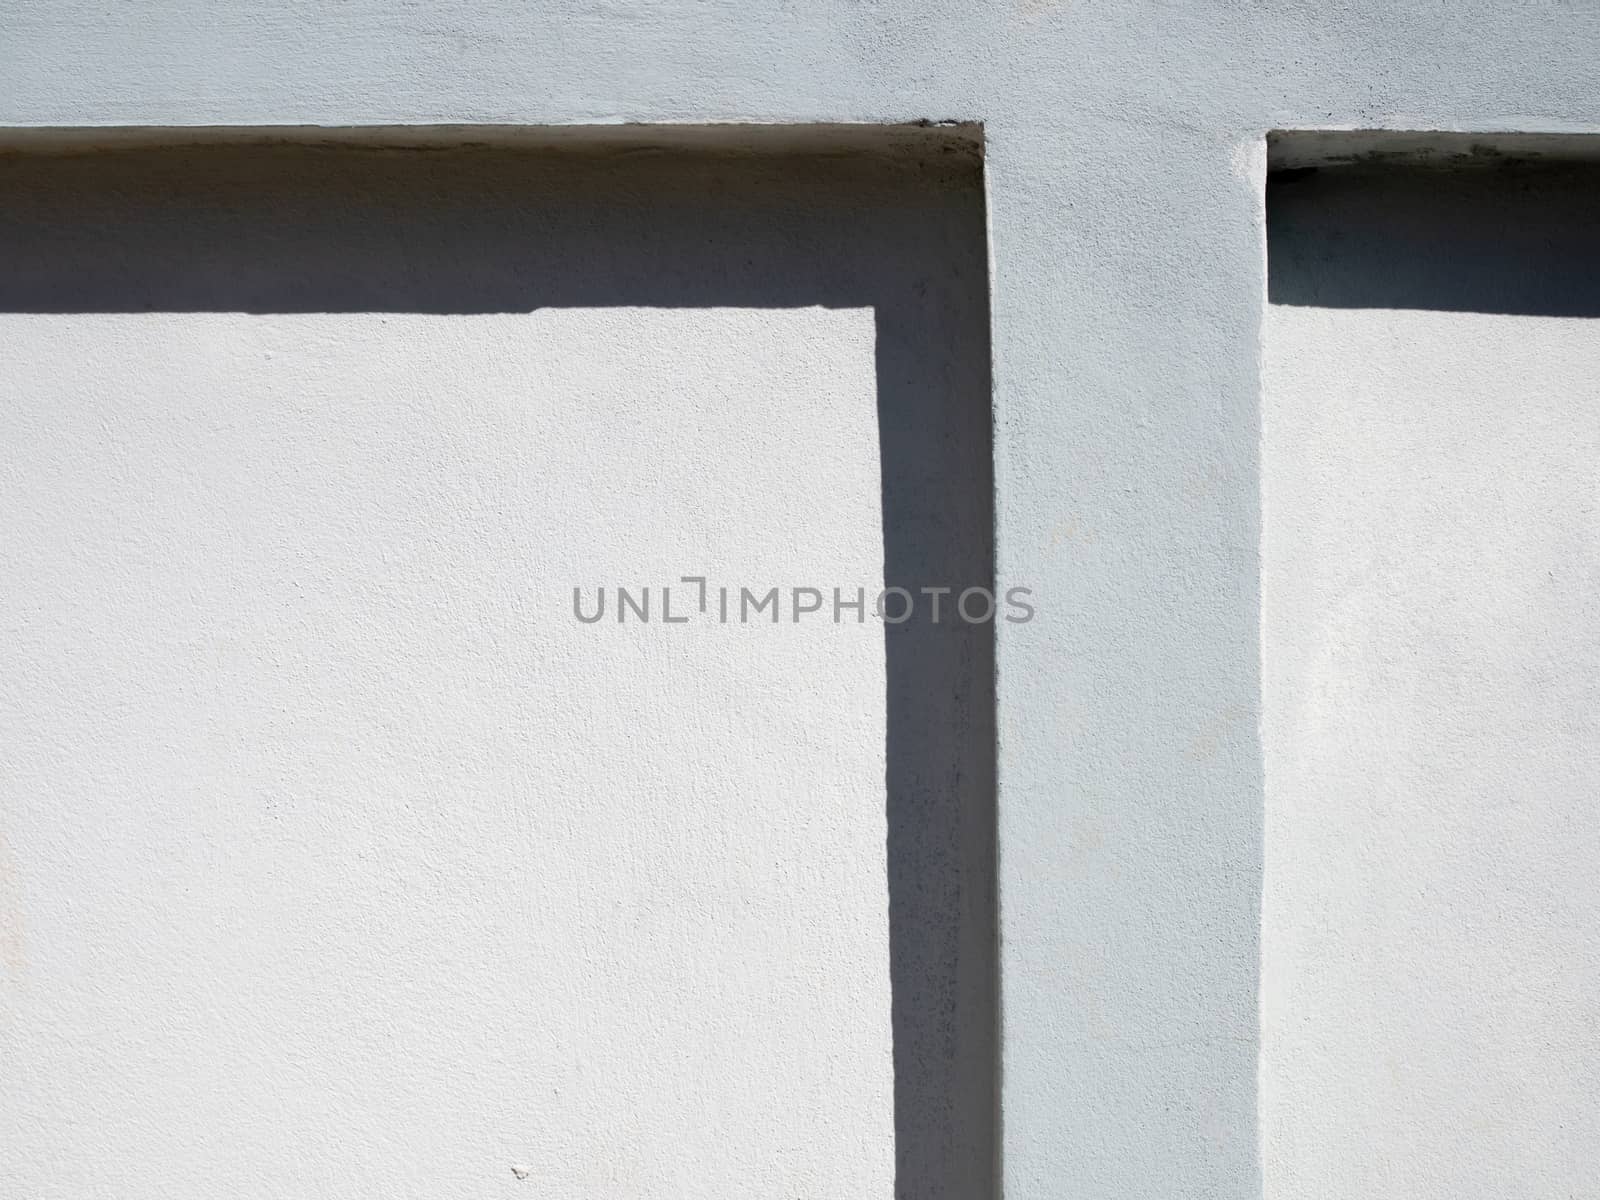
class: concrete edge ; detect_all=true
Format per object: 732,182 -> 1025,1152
0,120 -> 985,165
1268,129 -> 1600,173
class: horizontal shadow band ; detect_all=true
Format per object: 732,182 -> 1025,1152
1268,163 -> 1600,318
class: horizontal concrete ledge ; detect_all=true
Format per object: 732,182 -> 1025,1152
1269,129 -> 1600,172
0,120 -> 984,164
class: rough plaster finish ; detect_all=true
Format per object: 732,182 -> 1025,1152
1265,166 -> 1600,1196
0,308 -> 896,1198
4,2 -> 1600,1196
0,146 -> 994,1197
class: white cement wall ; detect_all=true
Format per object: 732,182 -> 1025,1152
0,143 -> 995,1199
6,0 -> 1600,1192
0,307 -> 897,1197
1264,167 -> 1600,1198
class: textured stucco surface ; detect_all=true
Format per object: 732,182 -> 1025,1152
0,148 -> 994,1198
1265,165 -> 1600,1197
3,2 -> 1600,1196
2,308 -> 895,1198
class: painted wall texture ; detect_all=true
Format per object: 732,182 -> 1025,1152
3,3 -> 1600,1198
1264,164 -> 1600,1198
4,307 -> 897,1197
0,147 -> 994,1198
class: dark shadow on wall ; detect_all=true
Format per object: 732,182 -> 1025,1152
1268,161 -> 1600,316
0,142 -> 997,1199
